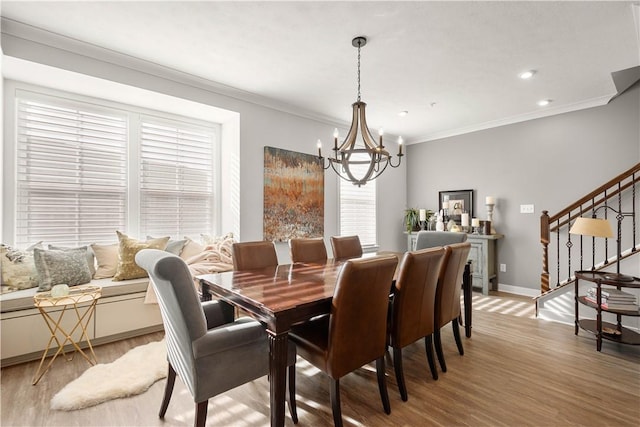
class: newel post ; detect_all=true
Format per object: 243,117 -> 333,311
540,210 -> 550,293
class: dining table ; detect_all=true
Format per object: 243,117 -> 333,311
198,251 -> 472,427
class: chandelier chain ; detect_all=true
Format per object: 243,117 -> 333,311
357,42 -> 361,102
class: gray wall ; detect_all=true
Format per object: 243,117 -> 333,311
407,83 -> 640,293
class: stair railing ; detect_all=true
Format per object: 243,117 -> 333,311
540,163 -> 640,294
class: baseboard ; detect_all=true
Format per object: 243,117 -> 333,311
495,283 -> 539,297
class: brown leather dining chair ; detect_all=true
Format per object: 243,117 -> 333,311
289,237 -> 328,263
389,247 -> 446,401
330,235 -> 363,260
231,240 -> 278,270
434,242 -> 472,372
289,255 -> 398,427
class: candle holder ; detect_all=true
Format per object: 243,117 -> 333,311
471,218 -> 480,235
486,202 -> 496,234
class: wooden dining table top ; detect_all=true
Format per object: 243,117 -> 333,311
198,251 -> 402,316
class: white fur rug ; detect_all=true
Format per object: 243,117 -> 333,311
51,339 -> 167,411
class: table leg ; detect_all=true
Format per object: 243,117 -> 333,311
268,330 -> 288,427
463,261 -> 472,338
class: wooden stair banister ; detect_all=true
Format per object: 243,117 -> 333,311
540,163 -> 640,294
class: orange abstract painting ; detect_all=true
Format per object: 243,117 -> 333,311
264,147 -> 324,242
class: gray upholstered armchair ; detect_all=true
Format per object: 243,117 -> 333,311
135,249 -> 297,427
415,230 -> 468,249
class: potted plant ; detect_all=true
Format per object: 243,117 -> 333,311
404,208 -> 420,232
404,208 -> 434,232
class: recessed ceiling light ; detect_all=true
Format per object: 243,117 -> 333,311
537,99 -> 552,107
519,70 -> 536,79
398,110 -> 408,117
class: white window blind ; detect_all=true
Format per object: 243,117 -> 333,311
15,98 -> 128,247
139,119 -> 215,239
339,164 -> 377,247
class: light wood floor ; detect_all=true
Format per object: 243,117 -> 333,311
2,292 -> 639,427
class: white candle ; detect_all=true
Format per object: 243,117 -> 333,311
442,201 -> 449,209
419,209 -> 426,221
471,218 -> 480,227
486,196 -> 495,205
461,213 -> 469,227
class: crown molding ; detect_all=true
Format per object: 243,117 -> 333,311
410,94 -> 613,144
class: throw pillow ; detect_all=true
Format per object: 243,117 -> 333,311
34,247 -> 92,291
146,237 -> 187,256
200,232 -> 235,246
179,238 -> 206,261
0,243 -> 41,290
113,232 -> 170,281
91,243 -> 119,279
48,245 -> 96,277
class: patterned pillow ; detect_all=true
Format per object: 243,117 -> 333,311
0,243 -> 42,290
201,232 -> 235,246
34,247 -> 92,291
113,232 -> 170,281
48,245 -> 96,277
91,243 -> 118,279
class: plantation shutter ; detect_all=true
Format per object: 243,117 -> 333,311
339,164 -> 377,247
139,118 -> 215,239
15,97 -> 128,247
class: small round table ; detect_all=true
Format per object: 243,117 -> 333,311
32,285 -> 102,385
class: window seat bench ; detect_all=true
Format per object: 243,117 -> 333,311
0,277 -> 163,367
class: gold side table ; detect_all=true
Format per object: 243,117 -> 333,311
32,285 -> 102,385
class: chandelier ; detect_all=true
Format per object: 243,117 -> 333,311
317,36 -> 404,187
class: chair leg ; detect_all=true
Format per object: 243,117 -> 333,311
194,400 -> 208,427
159,362 -> 176,418
376,357 -> 391,415
392,347 -> 408,401
287,365 -> 298,424
452,319 -> 464,355
330,378 -> 343,427
424,335 -> 438,381
434,329 -> 447,372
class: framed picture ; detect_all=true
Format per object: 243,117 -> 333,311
263,146 -> 324,242
439,189 -> 474,224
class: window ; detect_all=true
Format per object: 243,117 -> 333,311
339,164 -> 377,247
13,90 -> 218,247
139,119 -> 215,239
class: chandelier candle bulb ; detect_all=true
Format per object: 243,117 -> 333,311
333,128 -> 339,150
317,140 -> 322,158
378,128 -> 384,147
398,136 -> 403,155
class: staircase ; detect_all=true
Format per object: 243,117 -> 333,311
536,163 -> 640,322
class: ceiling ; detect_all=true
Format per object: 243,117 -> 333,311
2,1 -> 639,143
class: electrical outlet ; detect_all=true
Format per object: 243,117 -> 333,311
500,263 -> 507,272
520,204 -> 535,214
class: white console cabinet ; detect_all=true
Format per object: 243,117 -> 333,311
405,232 -> 503,295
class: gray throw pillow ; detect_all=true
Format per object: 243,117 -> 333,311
147,237 -> 187,256
34,247 -> 92,291
48,245 -> 96,277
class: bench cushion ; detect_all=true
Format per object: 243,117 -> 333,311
0,277 -> 150,313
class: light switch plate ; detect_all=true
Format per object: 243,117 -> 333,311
520,204 -> 535,214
